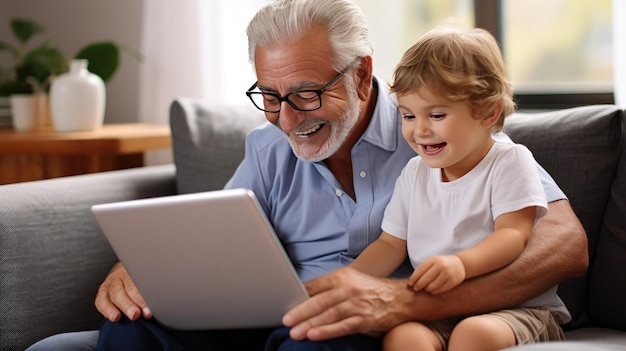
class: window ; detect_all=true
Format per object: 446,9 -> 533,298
355,0 -> 474,86
475,0 -> 614,108
355,0 -> 615,109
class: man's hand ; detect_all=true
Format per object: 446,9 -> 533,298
94,262 -> 152,322
282,267 -> 411,341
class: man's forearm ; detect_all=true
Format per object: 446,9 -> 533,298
397,199 -> 588,322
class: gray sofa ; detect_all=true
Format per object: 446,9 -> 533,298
0,99 -> 624,350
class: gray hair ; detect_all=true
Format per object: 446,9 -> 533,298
246,0 -> 373,72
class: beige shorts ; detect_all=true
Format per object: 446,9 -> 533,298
423,307 -> 565,350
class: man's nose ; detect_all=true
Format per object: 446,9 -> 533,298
275,101 -> 304,133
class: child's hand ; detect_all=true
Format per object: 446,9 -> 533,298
408,255 -> 465,294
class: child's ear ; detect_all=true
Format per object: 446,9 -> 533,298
480,103 -> 503,128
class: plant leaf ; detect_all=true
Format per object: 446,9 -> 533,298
11,18 -> 46,44
20,42 -> 67,88
75,41 -> 120,83
0,79 -> 32,96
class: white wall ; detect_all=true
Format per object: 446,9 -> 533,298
1,0 -> 143,123
614,0 -> 625,107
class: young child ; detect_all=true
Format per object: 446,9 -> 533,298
350,26 -> 567,351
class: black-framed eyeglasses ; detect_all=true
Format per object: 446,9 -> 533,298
245,58 -> 360,113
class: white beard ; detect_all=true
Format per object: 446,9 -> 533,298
289,77 -> 361,162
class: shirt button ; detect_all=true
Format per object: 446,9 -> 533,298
359,171 -> 366,178
335,189 -> 343,196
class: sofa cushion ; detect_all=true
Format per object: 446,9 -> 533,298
588,109 -> 626,331
169,99 -> 266,194
504,105 -> 623,329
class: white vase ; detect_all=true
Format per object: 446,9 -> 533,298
50,59 -> 106,132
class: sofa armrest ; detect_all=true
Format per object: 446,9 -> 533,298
0,165 -> 177,351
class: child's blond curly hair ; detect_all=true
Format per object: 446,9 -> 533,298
389,26 -> 515,132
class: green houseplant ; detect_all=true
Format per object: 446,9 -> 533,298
0,17 -> 140,131
0,17 -> 126,96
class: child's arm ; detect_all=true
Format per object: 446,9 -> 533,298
350,232 -> 408,277
408,206 -> 537,294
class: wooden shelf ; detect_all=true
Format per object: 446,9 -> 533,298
0,124 -> 171,184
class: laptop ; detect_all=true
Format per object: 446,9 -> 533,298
91,188 -> 309,330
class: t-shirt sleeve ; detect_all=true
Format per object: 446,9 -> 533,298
491,144 -> 549,224
493,132 -> 566,202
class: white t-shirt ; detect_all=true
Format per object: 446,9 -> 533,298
381,142 -> 570,322
383,142 -> 547,266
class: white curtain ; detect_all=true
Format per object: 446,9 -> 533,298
139,0 -> 267,164
614,0 -> 625,107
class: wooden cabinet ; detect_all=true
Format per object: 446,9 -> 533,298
0,124 -> 171,184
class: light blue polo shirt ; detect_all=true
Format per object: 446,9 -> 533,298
225,78 -> 565,283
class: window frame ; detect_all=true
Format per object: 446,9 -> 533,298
473,0 -> 615,109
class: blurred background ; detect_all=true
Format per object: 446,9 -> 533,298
0,0 -> 620,126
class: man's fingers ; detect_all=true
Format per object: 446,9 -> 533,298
124,281 -> 152,318
283,269 -> 348,328
289,298 -> 364,340
304,315 -> 369,341
94,263 -> 151,322
287,298 -> 343,339
283,279 -> 344,328
108,277 -> 143,320
95,285 -> 121,322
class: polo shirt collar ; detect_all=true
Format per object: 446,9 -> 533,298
359,76 -> 400,152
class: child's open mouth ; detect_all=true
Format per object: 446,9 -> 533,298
421,142 -> 447,155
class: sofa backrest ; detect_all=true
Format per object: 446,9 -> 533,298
169,98 -> 267,194
587,107 -> 626,331
504,105 -> 625,331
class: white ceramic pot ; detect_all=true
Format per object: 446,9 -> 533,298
9,93 -> 51,132
50,59 -> 106,132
